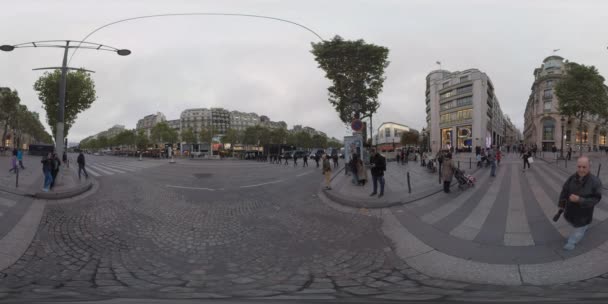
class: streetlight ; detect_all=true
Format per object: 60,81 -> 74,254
1,40 -> 130,157
560,116 -> 565,159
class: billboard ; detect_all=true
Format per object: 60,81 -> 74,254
344,134 -> 364,162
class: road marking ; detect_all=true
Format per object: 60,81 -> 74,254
504,165 -> 534,246
166,185 -> 216,191
101,163 -> 136,171
240,180 -> 283,188
96,164 -> 126,174
0,197 -> 16,208
296,172 -> 312,177
84,167 -> 101,177
88,165 -> 114,175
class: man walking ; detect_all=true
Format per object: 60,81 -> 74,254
369,149 -> 387,198
17,148 -> 25,169
41,153 -> 53,192
488,145 -> 497,177
567,146 -> 572,161
333,153 -> 339,169
303,154 -> 308,167
558,156 -> 602,250
293,154 -> 298,167
77,151 -> 89,180
522,148 -> 531,172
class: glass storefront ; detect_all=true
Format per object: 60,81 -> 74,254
456,125 -> 472,148
441,128 -> 453,149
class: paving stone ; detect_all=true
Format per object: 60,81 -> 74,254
342,286 -> 384,295
374,293 -> 443,300
297,288 -> 336,294
159,286 -> 196,293
232,277 -> 255,284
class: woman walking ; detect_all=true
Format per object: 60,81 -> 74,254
522,148 -> 531,172
355,155 -> 368,186
441,153 -> 454,193
322,154 -> 332,190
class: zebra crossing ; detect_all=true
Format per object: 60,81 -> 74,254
74,158 -> 164,178
402,160 -> 608,249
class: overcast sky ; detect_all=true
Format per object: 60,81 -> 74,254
1,0 -> 607,143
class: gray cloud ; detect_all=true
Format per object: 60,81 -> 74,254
1,0 -> 607,143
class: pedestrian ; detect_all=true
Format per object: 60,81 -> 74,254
77,151 -> 89,180
488,145 -> 497,177
8,153 -> 18,173
62,151 -> 69,168
522,148 -> 531,172
396,153 -> 400,165
369,149 -> 387,198
441,153 -> 454,193
41,153 -> 53,192
349,154 -> 358,184
17,148 -> 25,169
50,153 -> 60,189
293,154 -> 298,167
558,156 -> 602,250
496,148 -> 502,166
567,146 -> 572,161
355,154 -> 368,186
284,154 -> 289,166
315,154 -> 320,168
333,153 -> 339,168
322,154 -> 332,190
303,154 -> 308,167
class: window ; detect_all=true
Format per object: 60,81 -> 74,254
456,85 -> 472,94
385,128 -> 391,138
441,114 -> 450,123
460,75 -> 469,82
442,81 -> 450,88
456,96 -> 473,107
546,80 -> 553,88
440,90 -> 455,99
542,120 -> 555,141
544,101 -> 552,112
543,89 -> 553,99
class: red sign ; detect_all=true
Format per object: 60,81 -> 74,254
351,119 -> 363,132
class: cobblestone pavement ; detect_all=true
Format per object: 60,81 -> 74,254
3,160 -> 608,302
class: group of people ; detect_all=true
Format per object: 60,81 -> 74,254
39,151 -> 89,192
343,149 -> 387,197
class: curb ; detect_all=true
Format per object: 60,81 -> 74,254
32,179 -> 93,200
324,164 -> 482,209
0,200 -> 45,272
0,184 -> 34,197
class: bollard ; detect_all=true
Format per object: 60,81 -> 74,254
438,165 -> 442,184
407,171 -> 411,194
469,157 -> 472,169
598,163 -> 602,177
16,167 -> 19,188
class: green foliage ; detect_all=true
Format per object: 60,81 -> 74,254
151,122 -> 178,144
181,128 -> 196,144
311,134 -> 328,148
136,129 -> 149,151
198,127 -> 215,144
33,69 -> 97,139
0,87 -> 53,146
311,35 -> 390,123
556,62 -> 608,152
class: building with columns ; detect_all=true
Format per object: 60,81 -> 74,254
425,68 -> 508,152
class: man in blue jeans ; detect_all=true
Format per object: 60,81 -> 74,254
369,149 -> 387,198
558,156 -> 602,250
488,145 -> 497,177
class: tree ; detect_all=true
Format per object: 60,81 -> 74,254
199,127 -> 215,144
33,69 -> 97,140
401,131 -> 420,146
135,129 -> 149,151
270,128 -> 288,145
311,35 -> 390,124
181,128 -> 196,145
295,131 -> 312,149
151,122 -> 178,145
311,134 -> 328,148
97,135 -> 108,150
0,88 -> 20,148
556,62 -> 608,154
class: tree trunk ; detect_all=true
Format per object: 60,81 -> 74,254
1,123 -> 8,148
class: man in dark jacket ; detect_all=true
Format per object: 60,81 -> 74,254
369,149 -> 387,198
77,152 -> 88,180
558,156 -> 602,250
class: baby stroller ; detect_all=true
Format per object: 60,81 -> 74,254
454,168 -> 475,190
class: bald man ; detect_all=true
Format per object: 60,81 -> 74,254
558,156 -> 603,250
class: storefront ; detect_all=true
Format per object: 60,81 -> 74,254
456,125 -> 472,149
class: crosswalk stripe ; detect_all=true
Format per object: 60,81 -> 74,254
100,163 -> 136,172
524,168 -> 570,238
449,164 -> 507,240
88,165 -> 114,175
0,197 -> 16,207
504,165 -> 534,246
95,165 -> 126,174
84,167 -> 101,177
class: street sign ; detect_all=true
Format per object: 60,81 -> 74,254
351,119 -> 363,132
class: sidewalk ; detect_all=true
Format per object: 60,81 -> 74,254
324,160 -> 481,209
0,154 -> 92,199
538,151 -> 608,188
0,155 -> 43,196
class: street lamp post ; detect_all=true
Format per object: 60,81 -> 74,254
1,40 -> 130,157
560,116 -> 565,159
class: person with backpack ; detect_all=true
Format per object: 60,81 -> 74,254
77,151 -> 89,180
369,149 -> 387,198
17,148 -> 25,169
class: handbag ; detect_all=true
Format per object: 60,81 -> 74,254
528,157 -> 534,164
